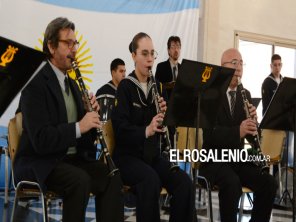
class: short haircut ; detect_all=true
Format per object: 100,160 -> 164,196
110,58 -> 125,73
167,36 -> 181,49
271,54 -> 281,63
43,17 -> 75,59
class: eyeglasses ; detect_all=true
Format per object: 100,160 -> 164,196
59,39 -> 80,49
170,44 -> 181,49
139,50 -> 158,59
222,59 -> 245,67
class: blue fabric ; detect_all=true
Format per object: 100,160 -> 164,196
0,126 -> 7,147
0,126 -> 9,190
178,162 -> 191,175
0,154 -> 12,190
37,0 -> 199,14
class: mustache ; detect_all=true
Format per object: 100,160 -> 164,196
66,54 -> 75,61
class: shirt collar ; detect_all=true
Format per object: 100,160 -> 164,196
227,87 -> 237,94
169,59 -> 178,70
48,60 -> 67,90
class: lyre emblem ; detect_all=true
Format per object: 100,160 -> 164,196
201,66 -> 212,83
0,45 -> 18,67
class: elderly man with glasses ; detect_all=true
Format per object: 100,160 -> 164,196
199,48 -> 277,222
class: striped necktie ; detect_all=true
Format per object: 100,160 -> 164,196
64,76 -> 70,96
229,90 -> 236,116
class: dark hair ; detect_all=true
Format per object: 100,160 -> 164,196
271,54 -> 281,63
110,58 -> 125,73
167,36 -> 181,49
43,17 -> 75,59
129,32 -> 151,53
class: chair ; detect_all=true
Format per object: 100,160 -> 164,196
237,129 -> 286,221
176,127 -> 215,221
238,187 -> 253,222
176,127 -> 214,220
8,113 -> 60,222
102,120 -> 168,201
260,129 -> 286,196
102,120 -> 116,157
234,129 -> 285,222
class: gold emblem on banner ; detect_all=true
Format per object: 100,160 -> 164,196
201,66 -> 212,83
0,45 -> 18,67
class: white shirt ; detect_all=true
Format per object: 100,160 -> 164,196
140,82 -> 148,98
275,77 -> 281,84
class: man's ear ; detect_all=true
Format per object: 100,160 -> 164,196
132,52 -> 136,62
47,41 -> 55,55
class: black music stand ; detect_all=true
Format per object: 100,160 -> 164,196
165,59 -> 234,221
0,36 -> 46,117
260,77 -> 296,221
252,98 -> 261,108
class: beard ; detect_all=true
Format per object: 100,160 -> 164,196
172,53 -> 179,61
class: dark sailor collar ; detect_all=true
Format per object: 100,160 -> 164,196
107,80 -> 117,91
126,71 -> 155,107
267,73 -> 283,84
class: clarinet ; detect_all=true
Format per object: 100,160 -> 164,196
68,56 -> 119,177
237,78 -> 269,174
149,68 -> 179,172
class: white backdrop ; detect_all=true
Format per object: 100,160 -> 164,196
0,0 -> 199,126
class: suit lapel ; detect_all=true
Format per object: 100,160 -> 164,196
43,63 -> 68,122
165,60 -> 174,82
222,92 -> 232,120
234,91 -> 245,120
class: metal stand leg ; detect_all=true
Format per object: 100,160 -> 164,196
4,147 -> 9,207
238,193 -> 245,222
277,133 -> 293,208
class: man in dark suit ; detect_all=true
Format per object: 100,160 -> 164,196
14,17 -> 123,222
199,48 -> 277,222
155,36 -> 181,98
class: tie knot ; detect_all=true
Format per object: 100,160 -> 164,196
229,91 -> 236,116
229,90 -> 236,97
